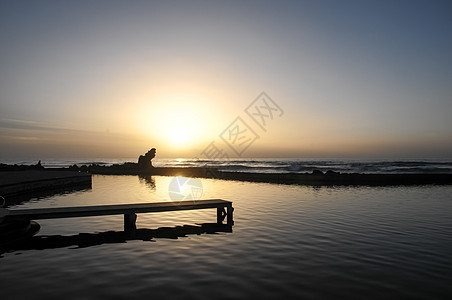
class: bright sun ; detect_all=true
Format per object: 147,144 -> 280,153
170,127 -> 189,144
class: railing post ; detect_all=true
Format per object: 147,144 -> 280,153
124,213 -> 137,232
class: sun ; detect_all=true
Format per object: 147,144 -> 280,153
170,127 -> 189,144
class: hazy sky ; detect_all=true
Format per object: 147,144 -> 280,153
1,0 -> 451,159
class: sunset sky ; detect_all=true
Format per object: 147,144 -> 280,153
1,0 -> 451,159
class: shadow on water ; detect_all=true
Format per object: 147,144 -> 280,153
0,223 -> 232,256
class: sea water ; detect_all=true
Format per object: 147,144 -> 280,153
3,158 -> 452,174
1,175 -> 451,299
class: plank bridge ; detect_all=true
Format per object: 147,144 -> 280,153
2,199 -> 234,232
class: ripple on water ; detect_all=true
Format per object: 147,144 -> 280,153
2,176 -> 452,299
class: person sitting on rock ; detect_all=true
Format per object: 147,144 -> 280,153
138,148 -> 156,169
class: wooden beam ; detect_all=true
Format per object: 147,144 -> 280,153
5,199 -> 232,221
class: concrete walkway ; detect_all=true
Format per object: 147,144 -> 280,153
0,171 -> 91,198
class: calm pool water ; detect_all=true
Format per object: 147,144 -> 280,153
2,175 -> 452,299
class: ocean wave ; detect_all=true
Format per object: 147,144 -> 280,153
2,158 -> 452,174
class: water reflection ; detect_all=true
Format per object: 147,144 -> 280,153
138,175 -> 156,190
1,223 -> 232,255
2,175 -> 452,300
5,184 -> 92,207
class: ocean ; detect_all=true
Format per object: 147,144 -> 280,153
2,158 -> 452,174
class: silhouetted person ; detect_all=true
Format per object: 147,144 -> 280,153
31,160 -> 44,170
138,148 -> 156,169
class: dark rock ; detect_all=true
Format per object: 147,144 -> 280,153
325,170 -> 340,176
138,148 -> 156,169
0,161 -> 44,171
68,164 -> 79,171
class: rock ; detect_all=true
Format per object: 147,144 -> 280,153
325,170 -> 340,176
312,169 -> 324,175
138,148 -> 156,169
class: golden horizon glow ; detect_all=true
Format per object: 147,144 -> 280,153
134,91 -> 222,152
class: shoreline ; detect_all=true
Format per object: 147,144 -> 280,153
1,163 -> 452,189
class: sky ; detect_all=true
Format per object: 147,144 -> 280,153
1,0 -> 451,159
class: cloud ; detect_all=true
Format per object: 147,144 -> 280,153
0,118 -> 75,133
0,118 -> 152,158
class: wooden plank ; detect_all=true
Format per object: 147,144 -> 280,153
5,199 -> 232,221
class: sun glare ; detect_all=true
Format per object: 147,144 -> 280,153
136,92 -> 222,151
170,127 -> 189,144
